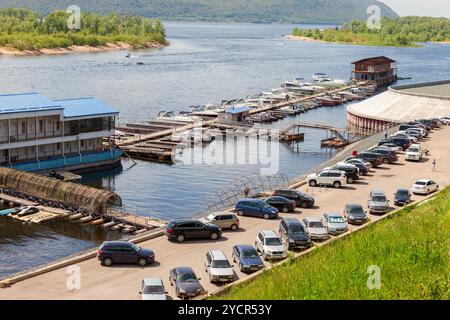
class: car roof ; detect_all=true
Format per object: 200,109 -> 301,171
143,278 -> 163,286
102,241 -> 132,246
169,219 -> 199,224
260,230 -> 278,237
240,198 -> 263,203
396,188 -> 409,192
208,250 -> 227,260
415,179 -> 430,183
321,169 -> 343,173
173,266 -> 195,274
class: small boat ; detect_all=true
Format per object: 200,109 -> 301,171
156,111 -> 202,123
136,62 -> 144,65
317,97 -> 339,106
125,53 -> 131,58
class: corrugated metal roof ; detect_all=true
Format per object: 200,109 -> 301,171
225,106 -> 252,114
53,97 -> 119,119
0,93 -> 63,114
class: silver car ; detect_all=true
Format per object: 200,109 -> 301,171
139,278 -> 167,300
204,250 -> 235,283
255,230 -> 288,261
322,213 -> 349,235
302,217 -> 330,240
368,190 -> 390,214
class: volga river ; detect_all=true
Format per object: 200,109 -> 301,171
0,22 -> 449,278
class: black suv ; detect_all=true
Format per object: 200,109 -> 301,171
369,148 -> 398,164
330,164 -> 359,184
97,241 -> 155,267
279,218 -> 312,250
165,219 -> 222,242
273,189 -> 315,208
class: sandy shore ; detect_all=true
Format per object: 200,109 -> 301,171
285,34 -> 330,44
0,41 -> 166,56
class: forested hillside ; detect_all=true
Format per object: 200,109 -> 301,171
0,0 -> 398,24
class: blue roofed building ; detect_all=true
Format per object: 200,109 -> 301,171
217,106 -> 252,124
0,93 -> 122,172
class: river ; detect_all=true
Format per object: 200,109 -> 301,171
0,22 -> 449,278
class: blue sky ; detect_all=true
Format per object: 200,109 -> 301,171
380,0 -> 450,18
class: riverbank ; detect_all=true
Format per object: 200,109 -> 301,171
1,124 -> 448,300
0,41 -> 166,56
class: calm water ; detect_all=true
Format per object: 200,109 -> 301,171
1,22 -> 449,278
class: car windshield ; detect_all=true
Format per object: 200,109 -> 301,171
131,244 -> 141,252
396,190 -> 409,196
289,225 -> 305,234
408,148 -> 419,152
328,216 -> 344,223
349,207 -> 364,215
265,237 -> 282,245
241,249 -> 259,258
211,260 -> 231,268
178,272 -> 198,282
143,285 -> 164,295
309,221 -> 323,228
415,181 -> 426,185
372,196 -> 387,202
262,203 -> 273,209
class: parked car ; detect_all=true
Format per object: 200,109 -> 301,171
326,164 -> 359,184
272,189 -> 315,208
97,241 -> 155,267
306,169 -> 347,188
279,218 -> 312,250
204,250 -> 235,283
139,278 -> 167,300
350,152 -> 383,167
255,230 -> 288,260
322,213 -> 349,235
399,124 -> 424,133
368,147 -> 398,164
16,206 -> 39,217
379,137 -> 411,151
235,199 -> 279,219
394,189 -> 412,206
416,119 -> 433,131
165,219 -> 222,242
404,129 -> 422,140
439,117 -> 450,125
411,179 -> 439,195
263,196 -> 296,213
405,145 -> 423,161
200,212 -> 240,231
232,244 -> 264,273
376,142 -> 402,152
302,217 -> 330,241
345,157 -> 372,169
169,267 -> 206,300
343,204 -> 368,225
367,190 -> 390,214
339,160 -> 369,176
391,132 -> 418,143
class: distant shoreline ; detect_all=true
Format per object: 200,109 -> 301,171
0,41 -> 166,57
285,34 -> 329,44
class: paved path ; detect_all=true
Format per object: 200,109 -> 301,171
1,126 -> 449,300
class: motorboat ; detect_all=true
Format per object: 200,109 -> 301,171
312,73 -> 347,87
156,111 -> 202,123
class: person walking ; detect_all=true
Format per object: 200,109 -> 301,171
432,159 -> 436,172
384,128 -> 388,139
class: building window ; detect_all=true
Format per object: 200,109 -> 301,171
39,120 -> 44,132
56,143 -> 61,151
81,140 -> 84,147
56,121 -> 61,131
21,121 -> 26,134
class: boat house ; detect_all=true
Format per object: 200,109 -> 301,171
217,106 -> 251,124
351,56 -> 398,87
0,92 -> 123,172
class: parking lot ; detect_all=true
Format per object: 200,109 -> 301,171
1,125 -> 449,300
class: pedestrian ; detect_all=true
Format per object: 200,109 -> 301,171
432,159 -> 436,172
384,128 -> 388,139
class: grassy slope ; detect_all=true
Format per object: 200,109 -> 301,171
0,0 -> 398,24
215,187 -> 450,300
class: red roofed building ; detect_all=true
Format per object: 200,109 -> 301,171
351,56 -> 398,87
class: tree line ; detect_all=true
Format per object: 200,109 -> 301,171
0,8 -> 167,50
292,16 -> 450,47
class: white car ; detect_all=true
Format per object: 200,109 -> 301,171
255,230 -> 288,261
139,278 -> 167,300
322,213 -> 349,235
204,250 -> 235,283
302,217 -> 329,241
307,169 -> 347,188
440,117 -> 450,125
405,145 -> 422,161
411,179 -> 439,195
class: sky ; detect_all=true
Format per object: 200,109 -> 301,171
380,0 -> 450,18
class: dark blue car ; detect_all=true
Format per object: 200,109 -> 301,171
232,244 -> 264,273
235,199 -> 279,219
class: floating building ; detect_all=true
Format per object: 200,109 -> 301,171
351,56 -> 398,87
347,80 -> 450,130
0,92 -> 123,172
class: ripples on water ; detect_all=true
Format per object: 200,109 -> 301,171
0,22 -> 449,278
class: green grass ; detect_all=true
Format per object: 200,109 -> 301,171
214,187 -> 450,300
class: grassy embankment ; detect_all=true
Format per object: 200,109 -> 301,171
0,8 -> 167,51
215,187 -> 450,300
292,16 -> 450,47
